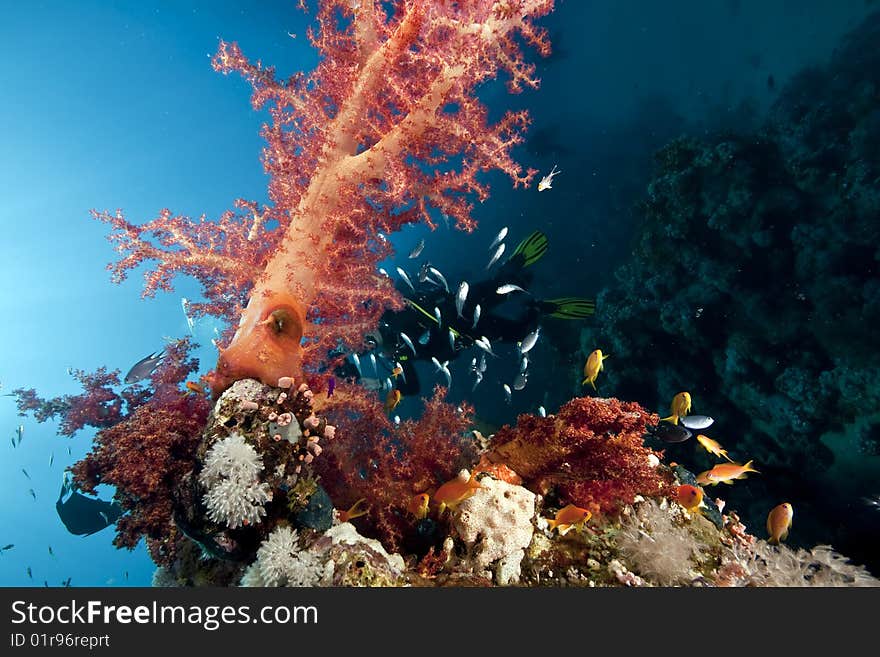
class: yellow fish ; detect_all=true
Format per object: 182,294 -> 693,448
766,502 -> 793,545
661,391 -> 691,424
581,349 -> 609,390
696,460 -> 759,486
406,493 -> 430,520
695,434 -> 734,462
338,498 -> 369,523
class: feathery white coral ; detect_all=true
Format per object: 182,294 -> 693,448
199,434 -> 271,529
241,526 -> 322,587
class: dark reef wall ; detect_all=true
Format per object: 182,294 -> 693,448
579,12 -> 880,571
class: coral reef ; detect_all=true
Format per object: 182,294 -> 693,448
451,475 -> 537,585
314,383 -> 477,552
199,434 -> 272,529
483,396 -> 675,516
577,11 -> 880,568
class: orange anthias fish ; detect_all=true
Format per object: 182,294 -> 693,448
695,434 -> 734,462
406,493 -> 430,520
545,504 -> 592,535
182,380 -> 208,397
581,349 -> 609,390
338,498 -> 369,523
433,472 -> 483,515
696,460 -> 759,486
384,388 -> 402,413
662,391 -> 691,424
767,502 -> 794,545
390,365 -> 404,379
676,484 -> 705,514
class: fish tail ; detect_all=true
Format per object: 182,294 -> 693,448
545,518 -> 557,531
744,459 -> 759,473
661,414 -> 679,424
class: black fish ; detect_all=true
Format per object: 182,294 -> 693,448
56,475 -> 123,536
28,489 -> 36,501
62,577 -> 71,587
48,546 -> 53,557
0,543 -> 13,552
27,567 -> 32,580
124,349 -> 165,384
646,421 -> 692,444
21,468 -> 30,480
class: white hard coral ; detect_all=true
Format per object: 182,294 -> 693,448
452,475 -> 536,585
199,433 -> 271,529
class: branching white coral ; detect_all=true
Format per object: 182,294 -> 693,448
199,433 -> 271,529
240,526 -> 322,587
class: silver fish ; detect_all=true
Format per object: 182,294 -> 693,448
519,327 -> 541,354
124,349 -> 165,384
377,232 -> 387,242
428,267 -> 449,293
418,329 -> 431,345
396,267 -> 415,292
503,383 -> 512,403
399,332 -> 417,356
181,297 -> 195,334
470,357 -> 477,371
384,378 -> 393,392
418,262 -> 430,283
448,328 -> 456,352
538,406 -> 547,418
474,337 -> 497,358
496,283 -> 527,295
479,354 -> 487,372
408,238 -> 425,259
393,415 -> 401,426
378,268 -> 389,277
456,281 -> 469,318
368,352 -> 377,374
431,357 -> 452,389
472,371 -> 483,391
513,372 -> 528,391
472,303 -> 481,328
489,226 -> 508,251
486,243 -> 505,270
519,355 -> 529,373
350,353 -> 362,377
434,306 -> 442,327
680,415 -> 715,430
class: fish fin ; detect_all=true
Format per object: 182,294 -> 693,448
661,414 -> 679,424
507,230 -> 549,268
588,378 -> 596,391
722,480 -> 734,485
768,537 -> 779,546
540,297 -> 596,319
545,518 -> 557,531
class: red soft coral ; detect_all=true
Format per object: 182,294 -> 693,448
71,394 -> 210,565
314,382 -> 475,551
484,396 -> 675,516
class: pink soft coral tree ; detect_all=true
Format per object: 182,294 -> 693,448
93,0 -> 553,393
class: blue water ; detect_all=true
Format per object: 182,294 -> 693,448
1,0 -> 877,586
